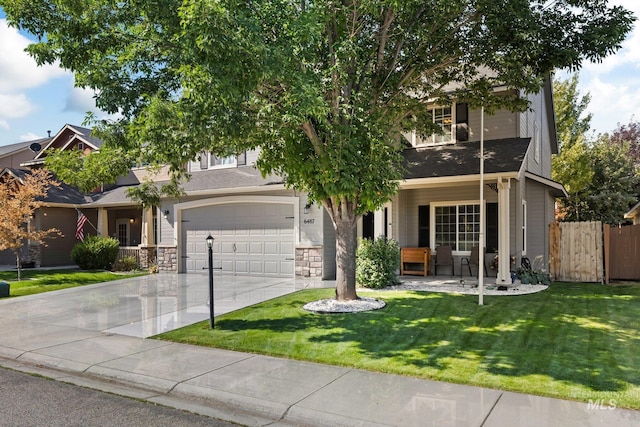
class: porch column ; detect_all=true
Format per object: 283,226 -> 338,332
496,177 -> 511,285
141,207 -> 154,245
96,208 -> 109,237
373,203 -> 391,239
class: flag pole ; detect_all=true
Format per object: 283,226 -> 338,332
74,206 -> 98,233
479,106 -> 485,306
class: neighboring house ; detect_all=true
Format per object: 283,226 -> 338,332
0,76 -> 566,283
624,201 -> 640,224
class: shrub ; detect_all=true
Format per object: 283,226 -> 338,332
356,237 -> 400,289
71,236 -> 120,270
112,256 -> 139,272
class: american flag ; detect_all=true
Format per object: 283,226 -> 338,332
76,211 -> 88,241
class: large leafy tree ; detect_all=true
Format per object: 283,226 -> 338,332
3,0 -> 634,300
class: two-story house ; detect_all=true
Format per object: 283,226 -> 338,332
0,75 -> 565,283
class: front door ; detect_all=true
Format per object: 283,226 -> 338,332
116,219 -> 131,246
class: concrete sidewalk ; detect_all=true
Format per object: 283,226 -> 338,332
0,274 -> 638,426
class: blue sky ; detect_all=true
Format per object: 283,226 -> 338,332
1,1 -> 639,146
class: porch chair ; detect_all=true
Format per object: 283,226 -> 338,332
434,245 -> 454,277
460,246 -> 489,278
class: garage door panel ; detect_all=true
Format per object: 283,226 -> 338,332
250,242 -> 264,254
235,261 -> 249,274
250,261 -> 264,274
234,241 -> 249,255
281,241 -> 294,253
220,242 -> 235,255
280,261 -> 294,275
263,242 -> 278,255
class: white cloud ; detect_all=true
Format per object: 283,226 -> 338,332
0,93 -> 34,119
583,77 -> 640,134
0,19 -> 69,92
19,132 -> 41,142
64,85 -> 99,114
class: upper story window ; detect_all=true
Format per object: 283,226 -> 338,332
198,152 -> 246,170
408,103 -> 468,147
77,142 -> 85,151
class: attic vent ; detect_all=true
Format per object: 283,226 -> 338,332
77,142 -> 85,150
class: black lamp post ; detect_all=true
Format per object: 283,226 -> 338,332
206,234 -> 215,329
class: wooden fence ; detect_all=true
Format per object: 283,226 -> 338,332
549,221 -> 604,283
604,224 -> 640,282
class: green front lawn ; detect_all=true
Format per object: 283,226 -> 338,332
157,283 -> 640,409
1,269 -> 148,297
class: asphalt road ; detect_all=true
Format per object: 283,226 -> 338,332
0,367 -> 238,427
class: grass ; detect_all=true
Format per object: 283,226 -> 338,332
1,269 -> 148,297
157,282 -> 640,409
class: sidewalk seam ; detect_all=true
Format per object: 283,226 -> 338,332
480,391 -> 503,426
263,368 -> 353,427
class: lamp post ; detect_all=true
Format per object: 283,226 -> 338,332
206,234 -> 215,328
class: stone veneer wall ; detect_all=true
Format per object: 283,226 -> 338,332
295,246 -> 323,278
157,246 -> 178,272
138,246 -> 157,269
27,245 -> 41,268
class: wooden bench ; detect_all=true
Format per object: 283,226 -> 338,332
401,247 -> 431,276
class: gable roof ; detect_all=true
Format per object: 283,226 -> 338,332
32,124 -> 103,162
1,168 -> 93,205
403,138 -> 530,180
0,139 -> 43,158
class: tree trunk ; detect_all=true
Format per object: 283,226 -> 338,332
15,253 -> 22,281
333,215 -> 358,301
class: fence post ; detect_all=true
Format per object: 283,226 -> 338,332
603,224 -> 610,284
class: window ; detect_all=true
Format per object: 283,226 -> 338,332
432,202 -> 481,252
533,121 -> 540,163
197,152 -> 238,170
522,200 -> 527,255
409,103 -> 468,147
210,154 -> 236,167
77,142 -> 84,151
430,106 -> 453,144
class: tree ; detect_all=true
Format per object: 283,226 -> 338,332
561,137 -> 639,224
0,169 -> 63,280
3,0 -> 634,300
44,144 -> 135,194
608,118 -> 640,167
552,74 -> 594,220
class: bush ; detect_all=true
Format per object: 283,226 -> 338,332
356,237 -> 400,289
112,256 -> 139,272
71,236 -> 120,270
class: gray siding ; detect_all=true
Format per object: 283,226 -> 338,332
468,108 -> 519,142
525,179 -> 551,268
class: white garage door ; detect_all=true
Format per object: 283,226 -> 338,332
182,203 -> 295,276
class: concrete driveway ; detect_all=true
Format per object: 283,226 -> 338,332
0,272 -> 327,338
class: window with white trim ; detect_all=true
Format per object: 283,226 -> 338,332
432,202 -> 481,252
198,152 -> 237,170
522,200 -> 527,256
533,121 -> 540,163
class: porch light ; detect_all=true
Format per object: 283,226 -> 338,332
163,210 -> 170,219
304,203 -> 311,214
129,218 -> 134,224
206,234 -> 214,249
